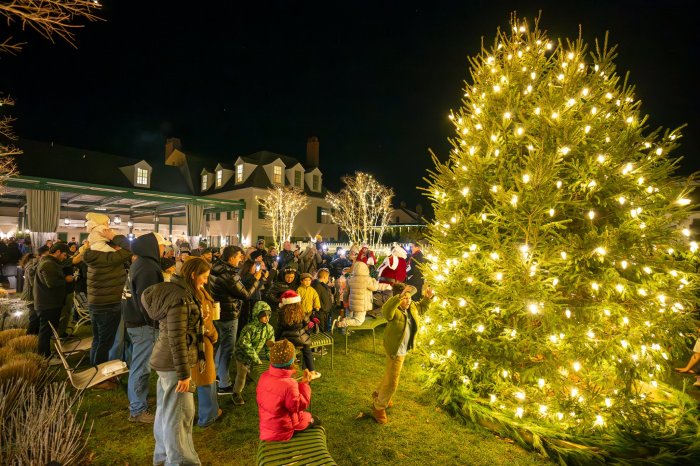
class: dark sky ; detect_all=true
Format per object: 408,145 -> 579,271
1,0 -> 699,214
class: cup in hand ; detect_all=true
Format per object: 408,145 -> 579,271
212,302 -> 221,321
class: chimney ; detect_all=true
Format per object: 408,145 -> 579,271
306,136 -> 319,168
165,138 -> 184,167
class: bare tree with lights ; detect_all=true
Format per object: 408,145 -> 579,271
258,186 -> 308,249
421,15 -> 700,464
326,172 -> 394,251
0,0 -> 101,190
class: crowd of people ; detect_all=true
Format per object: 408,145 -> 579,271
8,227 -> 431,465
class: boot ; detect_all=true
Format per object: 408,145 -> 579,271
371,406 -> 388,424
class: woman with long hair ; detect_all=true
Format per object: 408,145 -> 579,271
143,256 -> 211,465
275,290 -> 320,379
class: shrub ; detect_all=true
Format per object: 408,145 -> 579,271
0,359 -> 41,384
0,346 -> 15,365
0,328 -> 26,347
0,379 -> 91,465
7,335 -> 38,354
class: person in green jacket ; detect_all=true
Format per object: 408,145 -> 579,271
231,301 -> 275,405
371,282 -> 433,424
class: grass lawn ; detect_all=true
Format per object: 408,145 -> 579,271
75,328 -> 550,466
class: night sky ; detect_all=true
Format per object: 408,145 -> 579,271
1,0 -> 699,215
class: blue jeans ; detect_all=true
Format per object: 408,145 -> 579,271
154,371 -> 200,466
127,326 -> 158,417
109,314 -> 132,363
213,319 -> 237,388
89,303 -> 122,366
196,383 -> 219,427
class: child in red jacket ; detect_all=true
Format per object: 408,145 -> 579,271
256,339 -> 320,441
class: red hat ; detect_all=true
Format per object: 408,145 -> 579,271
280,290 -> 301,306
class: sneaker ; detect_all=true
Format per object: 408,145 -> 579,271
309,371 -> 322,381
129,410 -> 155,423
232,392 -> 245,405
218,385 -> 234,396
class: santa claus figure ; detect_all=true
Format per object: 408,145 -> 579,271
377,245 -> 407,284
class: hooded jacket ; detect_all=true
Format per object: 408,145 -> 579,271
142,276 -> 202,380
124,233 -> 163,328
83,234 -> 132,306
382,294 -> 430,356
235,318 -> 275,365
346,261 -> 379,313
256,366 -> 312,441
208,261 -> 261,320
33,255 -> 67,311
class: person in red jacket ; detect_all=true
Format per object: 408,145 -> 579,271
377,245 -> 408,285
256,339 -> 320,441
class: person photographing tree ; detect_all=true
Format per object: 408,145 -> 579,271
371,282 -> 433,424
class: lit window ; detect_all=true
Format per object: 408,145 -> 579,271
236,164 -> 243,183
216,170 -> 223,187
201,174 -> 208,191
136,167 -> 148,185
294,170 -> 302,187
312,175 -> 320,191
318,207 -> 331,224
273,166 -> 282,184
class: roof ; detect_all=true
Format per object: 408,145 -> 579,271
16,140 -> 193,195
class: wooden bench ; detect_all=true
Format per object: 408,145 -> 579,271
257,425 -> 336,466
342,315 -> 387,355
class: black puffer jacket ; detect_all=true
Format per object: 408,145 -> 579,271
208,262 -> 261,321
275,313 -> 311,346
125,233 -> 163,328
143,276 -> 201,381
83,235 -> 132,306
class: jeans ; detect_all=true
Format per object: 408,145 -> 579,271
109,314 -> 132,363
154,371 -> 200,466
37,307 -> 61,357
89,303 -> 122,366
127,326 -> 158,417
213,319 -> 237,388
196,383 -> 219,427
373,353 -> 405,410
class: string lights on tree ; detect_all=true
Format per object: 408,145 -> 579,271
325,171 -> 393,251
258,185 -> 308,249
420,15 -> 700,463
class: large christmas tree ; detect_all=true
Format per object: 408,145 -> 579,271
420,16 -> 700,464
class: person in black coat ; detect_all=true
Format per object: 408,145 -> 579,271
406,242 -> 426,297
311,269 -> 335,331
123,232 -> 168,419
34,244 -> 72,357
208,245 -> 264,394
275,290 -> 319,378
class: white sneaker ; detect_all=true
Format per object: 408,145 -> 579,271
309,371 -> 322,381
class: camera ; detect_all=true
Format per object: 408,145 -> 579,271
255,263 -> 261,272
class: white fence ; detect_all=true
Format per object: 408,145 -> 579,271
292,241 -> 412,257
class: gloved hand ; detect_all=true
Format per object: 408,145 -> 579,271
312,317 -> 321,326
308,321 -> 315,329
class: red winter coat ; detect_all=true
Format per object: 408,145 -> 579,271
257,366 -> 313,441
378,256 -> 407,283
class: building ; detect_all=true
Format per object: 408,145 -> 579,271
0,137 -> 337,247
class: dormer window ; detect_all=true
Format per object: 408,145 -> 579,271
312,174 -> 320,191
273,166 -> 283,184
216,169 -> 223,187
294,170 -> 302,187
201,174 -> 208,191
236,164 -> 243,183
136,167 -> 149,186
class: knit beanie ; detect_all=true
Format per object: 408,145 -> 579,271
253,300 -> 272,319
280,290 -> 301,306
269,339 -> 296,368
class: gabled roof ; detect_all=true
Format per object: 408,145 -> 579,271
240,150 -> 300,168
395,207 -> 425,224
15,140 -> 193,195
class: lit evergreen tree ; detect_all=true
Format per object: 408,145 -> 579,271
420,16 -> 700,464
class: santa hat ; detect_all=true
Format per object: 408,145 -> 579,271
280,290 -> 301,306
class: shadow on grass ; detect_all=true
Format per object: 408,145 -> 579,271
74,329 -> 551,465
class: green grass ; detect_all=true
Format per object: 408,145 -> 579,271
76,329 -> 550,466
